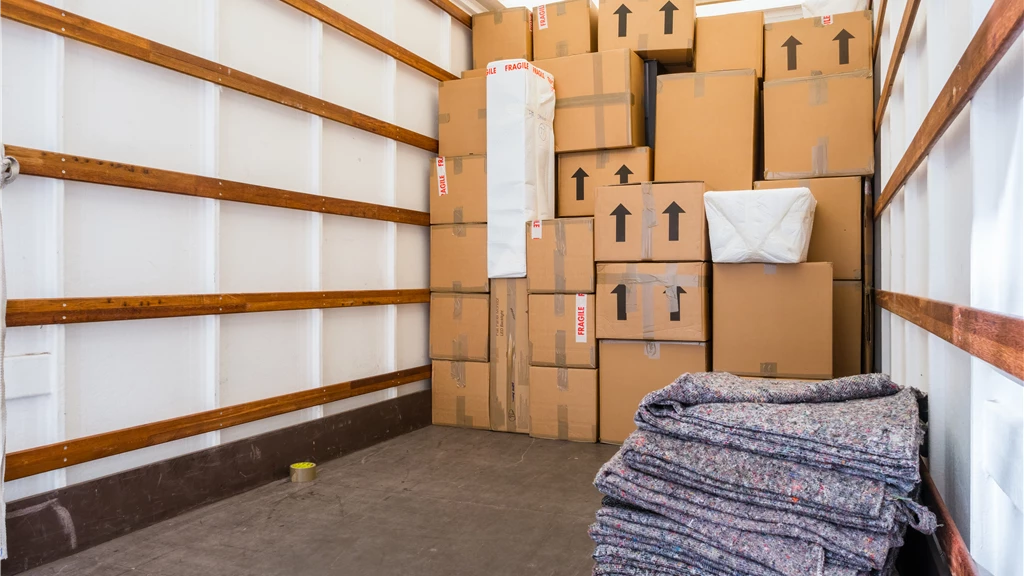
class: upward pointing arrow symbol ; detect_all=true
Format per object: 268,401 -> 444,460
666,286 -> 686,321
613,4 -> 631,37
610,204 -> 631,243
782,36 -> 802,71
660,1 -> 678,35
662,201 -> 685,241
614,165 -> 633,184
833,29 -> 854,65
571,167 -> 589,201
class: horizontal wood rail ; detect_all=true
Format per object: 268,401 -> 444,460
875,0 -> 1024,218
921,460 -> 977,576
874,0 -> 922,133
872,0 -> 889,62
0,0 -> 438,153
5,365 -> 432,480
279,0 -> 457,82
427,0 -> 473,28
876,289 -> 1024,380
6,145 -> 429,226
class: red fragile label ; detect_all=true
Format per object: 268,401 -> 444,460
821,14 -> 833,25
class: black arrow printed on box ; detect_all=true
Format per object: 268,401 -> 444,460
572,167 -> 588,201
615,165 -> 633,184
833,29 -> 854,65
782,36 -> 801,71
611,203 -> 631,242
665,286 -> 685,321
661,1 -> 678,35
614,5 -> 631,37
611,284 -> 628,320
662,201 -> 685,241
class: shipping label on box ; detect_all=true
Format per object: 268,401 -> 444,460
432,360 -> 490,430
557,147 -> 651,216
430,156 -> 487,225
490,279 -> 531,433
430,224 -> 489,292
695,11 -> 764,78
472,8 -> 533,69
430,293 -> 490,361
529,367 -> 598,442
533,0 -> 597,60
526,218 -> 594,293
594,182 -> 708,262
597,0 -> 695,65
529,293 -> 596,368
596,262 -> 709,341
438,77 -> 486,157
833,280 -> 863,378
764,11 -> 872,81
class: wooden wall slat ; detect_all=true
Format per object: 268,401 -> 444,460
875,0 -> 922,133
872,0 -> 889,62
427,0 -> 473,28
921,460 -> 978,576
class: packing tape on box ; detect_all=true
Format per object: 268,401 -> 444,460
556,2 -> 567,15
451,223 -> 467,237
557,404 -> 570,440
450,360 -> 467,387
451,156 -> 464,174
644,341 -> 661,360
438,113 -> 450,124
812,136 -> 829,176
556,41 -> 569,57
493,10 -> 503,23
555,92 -> 633,109
596,151 -> 609,169
640,182 -> 656,261
554,293 -> 565,316
593,51 -> 605,148
638,33 -> 648,51
693,74 -> 705,98
555,330 -> 567,366
809,77 -> 829,106
453,206 -> 464,223
455,395 -> 474,427
478,108 -> 487,119
557,367 -> 569,391
554,219 -> 567,292
452,294 -> 463,319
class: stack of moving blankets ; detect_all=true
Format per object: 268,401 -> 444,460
591,372 -> 936,576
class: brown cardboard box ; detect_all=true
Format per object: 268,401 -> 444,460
529,367 -> 598,442
430,155 -> 487,224
438,77 -> 486,157
430,293 -> 489,361
461,68 -> 487,79
557,147 -> 651,216
490,279 -> 531,434
695,11 -> 764,77
594,182 -> 709,262
429,224 -> 488,293
755,177 -> 863,280
655,70 -> 759,191
833,280 -> 863,377
763,71 -> 874,179
534,49 -> 645,153
596,262 -> 709,341
526,218 -> 595,293
599,340 -> 708,443
764,11 -> 872,81
712,263 -> 833,379
472,8 -> 533,69
529,294 -> 596,368
534,0 -> 597,60
432,360 -> 490,429
598,0 -> 696,65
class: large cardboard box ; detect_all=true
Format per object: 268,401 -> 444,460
596,262 -> 709,341
430,293 -> 489,361
655,70 -> 758,191
529,367 -> 598,442
834,280 -> 863,378
430,156 -> 486,224
526,218 -> 595,293
764,11 -> 872,81
429,224 -> 488,293
529,293 -> 596,368
490,279 -> 531,433
438,77 -> 486,157
763,71 -> 874,179
712,263 -> 833,379
755,177 -> 863,280
695,11 -> 764,77
533,49 -> 645,153
432,360 -> 490,430
599,340 -> 708,444
594,182 -> 709,262
557,147 -> 651,216
472,8 -> 533,69
534,0 -> 597,60
597,0 -> 696,65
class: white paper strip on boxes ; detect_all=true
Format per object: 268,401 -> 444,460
486,60 -> 556,278
704,188 -> 817,264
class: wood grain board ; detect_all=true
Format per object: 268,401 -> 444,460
921,460 -> 978,576
872,0 -> 889,62
875,0 -> 922,133
427,0 -> 473,28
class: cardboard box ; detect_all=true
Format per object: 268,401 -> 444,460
594,182 -> 709,262
533,49 -> 645,153
432,360 -> 490,429
599,340 -> 708,444
462,68 -> 487,79
534,0 -> 597,60
430,293 -> 489,361
763,71 -> 874,179
526,218 -> 595,293
557,147 -> 651,216
655,69 -> 758,191
438,77 -> 486,157
596,262 -> 709,341
529,367 -> 598,442
431,156 -> 487,224
833,280 -> 863,378
755,176 -> 863,280
712,263 -> 833,379
472,8 -> 533,69
597,0 -> 696,65
429,224 -> 488,293
695,11 -> 764,77
490,279 -> 531,433
529,294 -> 596,368
764,11 -> 872,81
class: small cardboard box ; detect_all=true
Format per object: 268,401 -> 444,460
430,156 -> 486,224
764,11 -> 873,81
529,367 -> 598,442
557,147 -> 651,216
712,262 -> 833,379
438,77 -> 486,157
472,8 -> 533,69
599,340 -> 708,444
533,49 -> 646,153
529,293 -> 596,368
490,279 -> 531,433
695,11 -> 764,77
430,293 -> 489,361
594,182 -> 708,262
597,0 -> 696,65
432,360 -> 490,429
755,176 -> 863,280
763,71 -> 874,179
533,0 -> 597,60
596,262 -> 709,341
833,280 -> 863,378
429,224 -> 488,293
526,218 -> 595,293
655,69 -> 759,191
